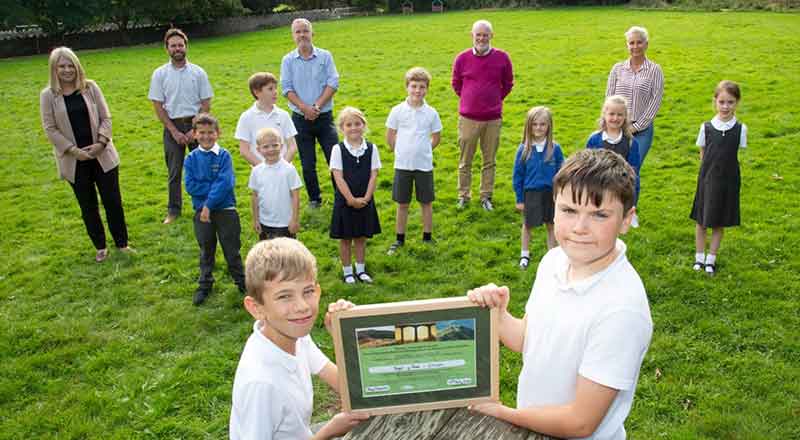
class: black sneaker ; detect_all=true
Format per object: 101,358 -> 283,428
457,197 -> 468,209
193,287 -> 211,306
387,241 -> 403,255
481,198 -> 494,212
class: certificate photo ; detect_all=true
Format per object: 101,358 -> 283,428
331,297 -> 498,415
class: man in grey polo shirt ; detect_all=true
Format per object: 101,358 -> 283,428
280,18 -> 339,208
149,28 -> 213,224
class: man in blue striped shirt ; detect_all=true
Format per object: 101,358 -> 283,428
280,18 -> 340,209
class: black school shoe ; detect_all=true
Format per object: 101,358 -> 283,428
705,263 -> 717,276
193,287 -> 211,306
356,271 -> 373,284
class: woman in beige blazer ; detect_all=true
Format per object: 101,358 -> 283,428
40,47 -> 131,262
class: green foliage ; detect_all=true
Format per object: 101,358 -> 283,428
7,0 -> 245,35
273,2 -> 298,12
148,0 -> 245,25
0,0 -> 33,28
241,0 -> 279,13
23,0 -> 101,35
2,8 -> 800,439
630,0 -> 799,10
352,0 -> 388,12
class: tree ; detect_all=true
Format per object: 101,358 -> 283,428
25,0 -> 101,35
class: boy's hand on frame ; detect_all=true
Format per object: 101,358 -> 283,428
253,221 -> 261,234
467,283 -> 510,312
317,411 -> 370,439
469,400 -> 508,420
289,219 -> 300,235
515,203 -> 524,212
324,298 -> 356,334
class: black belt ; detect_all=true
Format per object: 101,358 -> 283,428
171,116 -> 195,124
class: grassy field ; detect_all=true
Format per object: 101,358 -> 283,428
1,7 -> 799,439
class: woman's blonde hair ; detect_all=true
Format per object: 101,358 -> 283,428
599,95 -> 634,140
336,106 -> 369,133
47,47 -> 87,94
521,106 -> 555,162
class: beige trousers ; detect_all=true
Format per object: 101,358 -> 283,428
457,116 -> 502,200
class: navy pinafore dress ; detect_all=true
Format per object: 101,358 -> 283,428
330,142 -> 382,239
690,122 -> 742,227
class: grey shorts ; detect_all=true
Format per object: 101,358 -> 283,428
392,169 -> 435,204
524,189 -> 554,227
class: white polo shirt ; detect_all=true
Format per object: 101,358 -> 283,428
329,139 -> 382,171
248,159 -> 303,228
518,240 -> 652,440
235,103 -> 298,160
385,99 -> 442,171
148,61 -> 213,119
230,321 -> 330,440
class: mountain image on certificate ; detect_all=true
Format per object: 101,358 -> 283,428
355,319 -> 477,398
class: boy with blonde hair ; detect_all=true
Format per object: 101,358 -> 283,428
468,149 -> 652,439
385,67 -> 442,254
231,238 -> 369,439
248,127 -> 303,240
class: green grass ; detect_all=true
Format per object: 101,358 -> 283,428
1,7 -> 799,439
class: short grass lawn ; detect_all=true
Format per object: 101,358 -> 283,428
1,7 -> 798,439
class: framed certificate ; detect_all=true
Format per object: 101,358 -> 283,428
330,297 -> 498,415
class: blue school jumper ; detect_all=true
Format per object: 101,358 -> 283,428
512,142 -> 564,204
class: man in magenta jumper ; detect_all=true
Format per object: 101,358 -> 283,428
452,19 -> 514,212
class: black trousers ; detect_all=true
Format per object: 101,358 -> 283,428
292,111 -> 338,203
163,119 -> 197,215
69,160 -> 128,250
193,209 -> 245,290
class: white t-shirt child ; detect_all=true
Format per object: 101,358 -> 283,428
385,99 -> 442,171
230,321 -> 329,440
248,159 -> 303,228
236,103 -> 298,161
518,240 -> 652,440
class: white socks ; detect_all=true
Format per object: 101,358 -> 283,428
705,254 -> 716,266
355,262 -> 366,274
695,252 -> 705,263
521,250 -> 530,258
343,265 -> 353,276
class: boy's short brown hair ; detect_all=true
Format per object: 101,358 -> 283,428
248,72 -> 278,100
405,66 -> 431,86
192,113 -> 219,131
163,28 -> 188,47
553,149 -> 636,212
245,238 -> 317,304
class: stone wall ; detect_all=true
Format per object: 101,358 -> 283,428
0,8 -> 362,59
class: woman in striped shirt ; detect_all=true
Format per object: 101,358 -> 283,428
606,26 -> 664,165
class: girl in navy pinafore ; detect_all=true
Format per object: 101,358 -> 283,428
330,107 -> 381,284
690,80 -> 748,276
